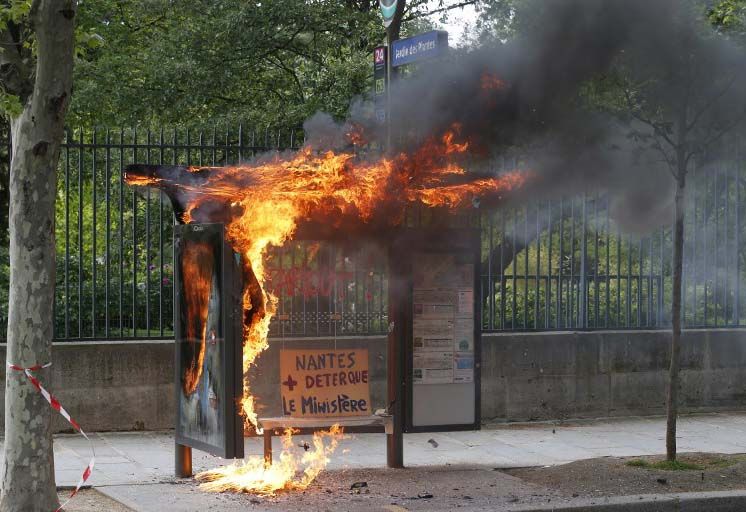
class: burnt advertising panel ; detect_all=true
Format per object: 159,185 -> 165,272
174,223 -> 244,459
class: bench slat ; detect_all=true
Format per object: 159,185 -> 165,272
260,415 -> 384,430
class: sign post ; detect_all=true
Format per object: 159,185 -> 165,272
379,0 -> 403,468
374,25 -> 451,470
373,46 -> 388,128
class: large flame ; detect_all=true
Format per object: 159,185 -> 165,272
127,124 -> 527,494
196,425 -> 343,494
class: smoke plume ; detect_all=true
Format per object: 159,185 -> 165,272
305,0 -> 746,234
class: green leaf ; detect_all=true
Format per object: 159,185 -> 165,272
0,92 -> 23,118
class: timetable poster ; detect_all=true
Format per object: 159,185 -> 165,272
412,254 -> 474,385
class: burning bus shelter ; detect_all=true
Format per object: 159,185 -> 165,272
124,123 -> 525,490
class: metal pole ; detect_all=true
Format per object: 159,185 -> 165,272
386,240 -> 404,468
385,31 -> 393,154
385,19 -> 404,469
579,192 -> 587,328
175,443 -> 192,478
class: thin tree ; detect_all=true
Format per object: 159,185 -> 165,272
616,4 -> 746,461
0,1 -> 77,510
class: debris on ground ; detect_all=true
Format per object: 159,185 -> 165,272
350,481 -> 369,494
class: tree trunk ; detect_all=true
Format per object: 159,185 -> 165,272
0,2 -> 76,510
666,173 -> 686,462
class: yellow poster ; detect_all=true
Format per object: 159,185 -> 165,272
279,349 -> 370,417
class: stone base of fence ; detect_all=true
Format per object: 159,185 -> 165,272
0,329 -> 743,434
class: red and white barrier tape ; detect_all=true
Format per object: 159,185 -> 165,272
7,362 -> 96,512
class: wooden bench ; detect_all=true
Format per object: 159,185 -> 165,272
259,415 -> 386,464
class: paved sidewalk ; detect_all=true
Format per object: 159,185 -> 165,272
38,411 -> 746,488
4,412 -> 745,510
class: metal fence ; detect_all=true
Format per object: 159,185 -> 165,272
1,125 -> 744,341
266,240 -> 389,338
480,162 -> 746,331
51,126 -> 304,341
47,126 -> 393,341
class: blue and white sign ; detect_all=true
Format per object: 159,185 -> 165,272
391,30 -> 448,68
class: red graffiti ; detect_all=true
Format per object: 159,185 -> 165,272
267,268 -> 351,299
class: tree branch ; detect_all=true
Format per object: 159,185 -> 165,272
686,73 -> 738,132
623,87 -> 677,149
264,55 -> 306,103
403,0 -> 479,22
700,104 -> 746,149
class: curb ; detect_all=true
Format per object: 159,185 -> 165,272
95,486 -> 143,511
513,490 -> 746,512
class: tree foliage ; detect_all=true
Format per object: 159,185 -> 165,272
67,0 -> 488,128
70,0 -> 382,127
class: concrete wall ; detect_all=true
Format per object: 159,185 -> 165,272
481,329 -> 746,421
0,329 -> 744,433
0,341 -> 173,433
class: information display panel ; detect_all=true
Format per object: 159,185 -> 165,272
174,223 -> 244,459
395,228 -> 481,433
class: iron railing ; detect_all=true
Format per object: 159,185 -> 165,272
480,162 -> 746,331
266,240 -> 389,338
1,125 -> 743,340
52,126 -> 303,341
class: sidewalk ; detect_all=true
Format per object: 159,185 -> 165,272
12,411 -> 746,511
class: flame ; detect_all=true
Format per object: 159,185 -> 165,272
196,425 -> 343,494
123,174 -> 162,187
480,72 -> 507,91
346,123 -> 368,146
129,124 -> 528,494
180,241 -> 214,396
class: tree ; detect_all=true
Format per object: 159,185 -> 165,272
473,0 -> 746,462
607,1 -> 746,461
0,1 -> 77,510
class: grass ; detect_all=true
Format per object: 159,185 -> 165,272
625,454 -> 746,471
625,458 -> 703,470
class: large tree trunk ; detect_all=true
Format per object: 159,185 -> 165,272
666,173 -> 686,462
0,2 -> 76,510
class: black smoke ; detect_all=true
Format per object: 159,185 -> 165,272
305,0 -> 746,233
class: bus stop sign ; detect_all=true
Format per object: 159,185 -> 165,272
391,30 -> 449,67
